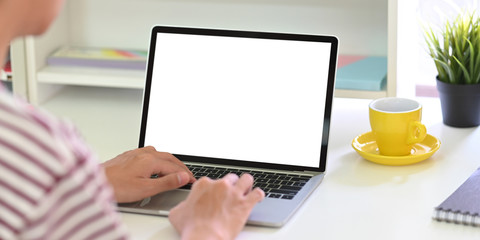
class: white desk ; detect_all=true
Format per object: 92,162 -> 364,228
43,91 -> 480,239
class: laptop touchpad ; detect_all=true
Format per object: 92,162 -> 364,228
119,189 -> 189,213
143,190 -> 189,210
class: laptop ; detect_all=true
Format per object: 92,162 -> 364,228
118,26 -> 338,227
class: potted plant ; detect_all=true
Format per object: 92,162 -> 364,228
424,11 -> 480,127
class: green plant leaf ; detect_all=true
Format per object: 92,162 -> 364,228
434,58 -> 454,83
453,55 -> 471,84
467,38 -> 475,81
424,10 -> 480,84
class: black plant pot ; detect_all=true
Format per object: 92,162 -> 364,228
436,79 -> 480,127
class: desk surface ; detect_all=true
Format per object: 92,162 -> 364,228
43,91 -> 480,239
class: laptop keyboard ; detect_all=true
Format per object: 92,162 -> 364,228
182,164 -> 312,200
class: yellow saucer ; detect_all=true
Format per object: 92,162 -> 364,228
351,132 -> 441,166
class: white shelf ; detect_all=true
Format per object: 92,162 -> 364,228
334,89 -> 387,99
10,0 -> 396,103
37,66 -> 145,89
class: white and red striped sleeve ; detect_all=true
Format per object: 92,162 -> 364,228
0,87 -> 130,239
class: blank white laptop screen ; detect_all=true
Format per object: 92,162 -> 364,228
143,31 -> 333,168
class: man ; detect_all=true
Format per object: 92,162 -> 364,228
0,0 -> 264,239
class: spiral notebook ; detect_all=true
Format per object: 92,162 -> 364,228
432,167 -> 480,226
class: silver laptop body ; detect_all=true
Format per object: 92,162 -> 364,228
119,26 -> 338,227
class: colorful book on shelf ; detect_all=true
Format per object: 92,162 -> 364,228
337,55 -> 367,68
47,46 -> 148,70
335,56 -> 387,91
432,167 -> 480,227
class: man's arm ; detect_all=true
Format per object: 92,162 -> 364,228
101,146 -> 196,203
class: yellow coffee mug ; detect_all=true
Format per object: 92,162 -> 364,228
369,98 -> 427,156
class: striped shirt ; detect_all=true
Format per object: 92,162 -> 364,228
0,84 -> 129,239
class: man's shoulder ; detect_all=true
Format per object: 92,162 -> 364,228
0,90 -> 97,178
0,91 -> 104,237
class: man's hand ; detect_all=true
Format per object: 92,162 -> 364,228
169,174 -> 265,240
102,146 -> 195,203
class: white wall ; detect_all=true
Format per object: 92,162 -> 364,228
66,0 -> 388,56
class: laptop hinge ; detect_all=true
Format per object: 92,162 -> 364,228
294,170 -> 323,176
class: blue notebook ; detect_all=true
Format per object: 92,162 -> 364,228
432,167 -> 480,227
335,56 -> 387,91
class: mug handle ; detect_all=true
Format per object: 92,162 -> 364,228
406,121 -> 427,145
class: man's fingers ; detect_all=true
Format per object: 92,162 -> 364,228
222,173 -> 240,185
150,149 -> 189,171
246,187 -> 265,204
152,163 -> 187,176
157,152 -> 189,169
150,160 -> 195,182
235,174 -> 255,194
146,171 -> 191,195
143,146 -> 195,182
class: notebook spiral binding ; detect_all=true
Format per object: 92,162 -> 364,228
433,209 -> 480,227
